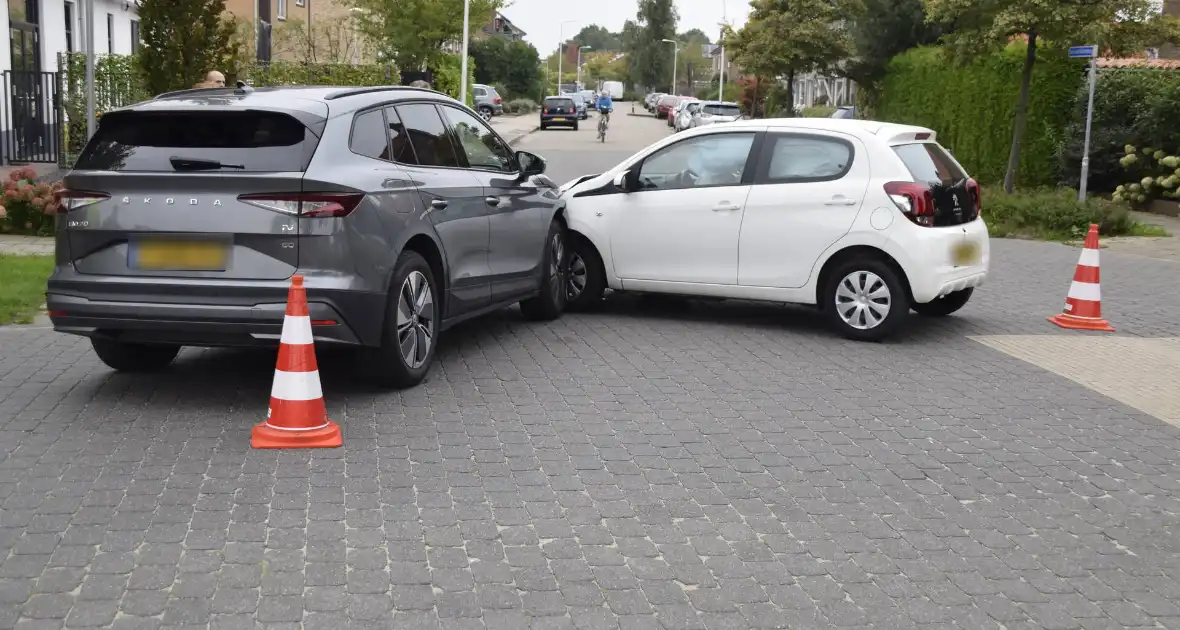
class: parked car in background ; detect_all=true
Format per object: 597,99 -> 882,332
580,90 -> 597,112
569,93 -> 589,120
831,106 -> 856,119
671,98 -> 699,130
602,81 -> 624,100
50,84 -> 568,389
540,95 -> 579,130
674,100 -> 703,132
645,93 -> 665,112
656,95 -> 680,119
472,84 -> 504,120
689,101 -> 743,128
556,118 -> 987,341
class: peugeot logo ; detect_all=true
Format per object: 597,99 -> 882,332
121,197 -> 224,206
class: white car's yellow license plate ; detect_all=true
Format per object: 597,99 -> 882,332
952,241 -> 981,266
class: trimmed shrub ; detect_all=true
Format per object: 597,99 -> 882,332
505,99 -> 538,114
983,187 -> 1148,239
802,106 -> 836,118
1055,68 -> 1180,194
0,168 -> 63,236
876,45 -> 1083,188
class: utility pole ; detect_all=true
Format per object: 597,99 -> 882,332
84,0 -> 95,139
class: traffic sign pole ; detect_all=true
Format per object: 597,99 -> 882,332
1070,45 -> 1098,201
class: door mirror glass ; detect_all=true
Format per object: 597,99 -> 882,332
517,150 -> 546,176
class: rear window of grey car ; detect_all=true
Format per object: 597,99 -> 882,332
702,104 -> 741,117
893,142 -> 966,186
74,110 -> 317,172
544,98 -> 574,108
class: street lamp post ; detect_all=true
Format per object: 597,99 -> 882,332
556,20 -> 578,95
577,45 -> 591,90
459,0 -> 472,105
719,0 -> 728,101
661,38 -> 679,95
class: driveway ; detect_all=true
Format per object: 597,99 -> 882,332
2,111 -> 1180,630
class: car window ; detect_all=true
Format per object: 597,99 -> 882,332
474,87 -> 487,97
686,103 -> 701,113
383,106 -> 419,165
439,106 -> 514,172
74,110 -> 317,172
893,142 -> 966,186
702,104 -> 741,117
544,98 -> 574,109
349,109 -> 391,161
394,103 -> 461,168
764,135 -> 852,182
637,132 -> 755,191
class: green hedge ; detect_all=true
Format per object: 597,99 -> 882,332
1055,68 -> 1180,193
876,45 -> 1083,187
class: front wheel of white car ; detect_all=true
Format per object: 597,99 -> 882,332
565,234 -> 606,312
823,258 -> 909,342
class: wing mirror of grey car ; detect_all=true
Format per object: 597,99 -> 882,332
516,151 -> 546,178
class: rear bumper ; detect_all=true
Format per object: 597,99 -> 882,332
897,219 -> 991,303
46,269 -> 387,348
540,117 -> 577,126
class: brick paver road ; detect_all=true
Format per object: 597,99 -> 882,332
2,113 -> 1180,630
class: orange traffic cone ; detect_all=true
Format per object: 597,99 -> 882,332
1047,224 -> 1114,332
251,275 -> 343,449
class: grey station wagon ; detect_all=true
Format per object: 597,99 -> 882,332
49,84 -> 569,389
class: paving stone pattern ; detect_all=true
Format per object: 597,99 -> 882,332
2,239 -> 1180,629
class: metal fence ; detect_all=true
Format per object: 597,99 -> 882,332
1,70 -> 62,165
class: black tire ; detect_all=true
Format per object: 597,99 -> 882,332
91,338 -> 180,372
519,219 -> 568,321
565,234 -> 606,312
478,106 -> 493,120
912,288 -> 973,317
573,123 -> 579,131
539,124 -> 547,130
366,251 -> 440,390
822,257 -> 910,342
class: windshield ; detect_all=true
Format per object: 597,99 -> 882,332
702,104 -> 741,117
74,110 -> 316,172
545,98 -> 574,108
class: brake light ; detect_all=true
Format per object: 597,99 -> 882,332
884,181 -> 936,227
237,192 -> 365,218
54,190 -> 109,212
966,178 -> 981,219
493,97 -> 501,104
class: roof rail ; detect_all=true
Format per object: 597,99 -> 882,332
323,85 -> 440,101
152,86 -> 236,100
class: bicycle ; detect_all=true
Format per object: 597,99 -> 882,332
597,109 -> 610,142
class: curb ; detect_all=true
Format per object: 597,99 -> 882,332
506,125 -> 539,146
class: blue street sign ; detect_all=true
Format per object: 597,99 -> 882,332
1069,45 -> 1098,59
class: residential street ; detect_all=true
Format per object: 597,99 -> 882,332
2,111 -> 1180,630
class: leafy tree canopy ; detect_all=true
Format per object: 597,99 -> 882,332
350,0 -> 502,69
471,37 -> 542,98
137,0 -> 239,94
628,0 -> 680,91
843,0 -> 944,93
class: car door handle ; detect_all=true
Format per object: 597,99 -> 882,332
485,196 -> 500,206
824,196 -> 858,206
712,203 -> 742,212
430,199 -> 448,209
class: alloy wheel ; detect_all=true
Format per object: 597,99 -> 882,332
567,252 -> 587,300
396,271 -> 435,369
479,109 -> 492,121
834,270 -> 891,330
548,232 -> 566,304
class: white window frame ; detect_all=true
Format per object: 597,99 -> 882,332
277,0 -> 287,20
295,0 -> 304,6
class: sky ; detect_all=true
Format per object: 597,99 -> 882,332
500,0 -> 753,57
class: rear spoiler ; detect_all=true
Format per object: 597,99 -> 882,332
883,130 -> 937,145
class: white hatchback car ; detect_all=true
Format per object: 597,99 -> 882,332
557,118 -> 989,340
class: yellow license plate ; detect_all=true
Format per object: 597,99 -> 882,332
952,241 -> 981,266
552,117 -> 566,121
133,239 -> 229,270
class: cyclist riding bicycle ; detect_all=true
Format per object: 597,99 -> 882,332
595,91 -> 613,120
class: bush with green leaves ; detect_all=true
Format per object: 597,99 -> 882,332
876,44 -> 1082,187
802,106 -> 836,118
1112,144 -> 1180,206
505,99 -> 538,114
983,187 -> 1152,240
1055,68 -> 1180,194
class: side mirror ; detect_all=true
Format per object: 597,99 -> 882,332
516,150 -> 546,177
612,170 -> 631,192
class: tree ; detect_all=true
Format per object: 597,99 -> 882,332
136,0 -> 239,94
572,25 -> 623,51
471,37 -> 542,99
842,0 -> 944,105
725,0 -> 853,115
627,0 -> 679,91
350,0 -> 501,70
923,0 -> 1180,193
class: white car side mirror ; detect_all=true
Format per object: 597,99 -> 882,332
612,171 -> 630,191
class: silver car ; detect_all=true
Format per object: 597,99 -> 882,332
673,100 -> 702,132
689,101 -> 743,128
50,84 -> 569,389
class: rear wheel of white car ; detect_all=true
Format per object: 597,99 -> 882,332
823,258 -> 909,342
91,338 -> 180,372
566,235 -> 606,312
912,288 -> 973,317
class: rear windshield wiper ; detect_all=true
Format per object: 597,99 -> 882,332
169,156 -> 246,171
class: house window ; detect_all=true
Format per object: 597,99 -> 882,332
277,0 -> 286,20
130,19 -> 139,53
106,13 -> 113,53
64,2 -> 74,52
295,0 -> 304,6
